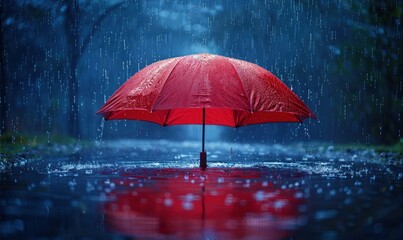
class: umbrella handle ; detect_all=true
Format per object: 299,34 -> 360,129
200,152 -> 207,169
200,108 -> 207,169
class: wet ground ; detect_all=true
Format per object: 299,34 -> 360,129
1,140 -> 402,239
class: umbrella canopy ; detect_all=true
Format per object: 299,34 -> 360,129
103,168 -> 304,240
97,53 -> 316,167
97,53 -> 315,126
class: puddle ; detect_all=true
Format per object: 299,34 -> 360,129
1,140 -> 402,239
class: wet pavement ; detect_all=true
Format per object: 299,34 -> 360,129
1,140 -> 402,239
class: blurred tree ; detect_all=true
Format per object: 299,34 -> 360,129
364,0 -> 402,144
1,0 -> 127,138
0,2 -> 7,135
295,0 -> 402,144
2,1 -> 80,137
63,0 -> 126,138
336,0 -> 402,144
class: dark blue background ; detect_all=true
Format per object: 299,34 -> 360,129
1,0 -> 401,144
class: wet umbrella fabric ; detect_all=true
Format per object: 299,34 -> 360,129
97,53 -> 316,167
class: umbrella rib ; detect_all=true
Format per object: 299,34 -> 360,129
163,109 -> 171,126
226,59 -> 252,112
149,57 -> 187,111
233,109 -> 240,128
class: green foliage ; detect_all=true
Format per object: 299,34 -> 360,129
0,133 -> 77,155
0,133 -> 29,154
334,139 -> 403,155
391,139 -> 403,154
335,0 -> 402,144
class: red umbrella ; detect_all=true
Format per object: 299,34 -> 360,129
97,53 -> 316,168
103,168 -> 304,239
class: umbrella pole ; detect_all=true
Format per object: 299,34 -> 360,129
200,108 -> 207,169
202,107 -> 205,152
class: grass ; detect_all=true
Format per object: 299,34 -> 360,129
329,139 -> 403,165
333,139 -> 403,155
0,133 -> 80,157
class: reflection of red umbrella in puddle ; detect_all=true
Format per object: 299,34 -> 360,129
97,53 -> 316,168
103,168 -> 305,239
